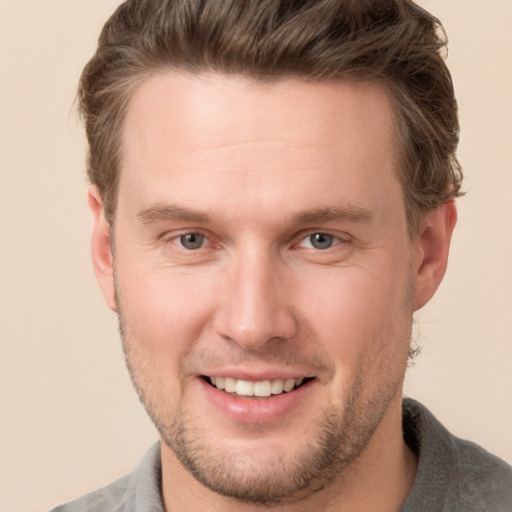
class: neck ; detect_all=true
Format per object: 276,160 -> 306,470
160,396 -> 417,512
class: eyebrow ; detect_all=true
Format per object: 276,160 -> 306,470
137,203 -> 374,226
137,204 -> 211,224
293,206 -> 374,225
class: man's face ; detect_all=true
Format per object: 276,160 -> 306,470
98,74 -> 426,504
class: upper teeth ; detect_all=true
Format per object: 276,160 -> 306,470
209,377 -> 304,397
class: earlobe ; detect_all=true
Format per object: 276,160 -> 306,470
88,185 -> 117,312
412,200 -> 457,311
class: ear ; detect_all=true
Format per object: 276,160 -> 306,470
412,200 -> 457,311
88,185 -> 117,312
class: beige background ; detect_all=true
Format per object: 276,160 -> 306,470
1,1 -> 511,511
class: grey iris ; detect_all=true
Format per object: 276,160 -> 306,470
310,233 -> 333,249
180,233 -> 205,250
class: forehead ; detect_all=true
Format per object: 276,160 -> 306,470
123,72 -> 397,157
119,72 -> 403,229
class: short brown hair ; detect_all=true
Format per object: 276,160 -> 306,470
78,0 -> 462,233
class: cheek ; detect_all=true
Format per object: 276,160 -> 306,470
115,262 -> 216,359
297,267 -> 412,410
115,266 -> 218,415
296,264 -> 412,367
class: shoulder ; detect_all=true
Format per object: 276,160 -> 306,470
48,443 -> 163,512
49,475 -> 130,512
451,436 -> 512,507
402,399 -> 512,511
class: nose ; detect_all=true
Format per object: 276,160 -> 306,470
213,250 -> 298,350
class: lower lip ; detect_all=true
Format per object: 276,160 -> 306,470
199,378 -> 315,424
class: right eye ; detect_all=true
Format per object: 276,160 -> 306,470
176,233 -> 207,250
297,232 -> 343,250
302,233 -> 335,250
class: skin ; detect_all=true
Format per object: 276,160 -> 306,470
89,73 -> 456,511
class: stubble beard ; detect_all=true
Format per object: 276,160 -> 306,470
119,323 -> 406,506
160,376 -> 400,506
115,275 -> 413,506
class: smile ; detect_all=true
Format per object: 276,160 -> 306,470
206,376 -> 311,397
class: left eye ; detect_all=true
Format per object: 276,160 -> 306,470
177,233 -> 206,250
301,233 -> 336,250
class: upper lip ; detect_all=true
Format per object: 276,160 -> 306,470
199,368 -> 313,381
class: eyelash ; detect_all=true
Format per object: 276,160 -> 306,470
296,232 -> 347,250
167,232 -> 213,251
166,230 -> 349,252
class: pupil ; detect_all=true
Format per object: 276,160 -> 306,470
181,233 -> 204,249
311,233 -> 333,249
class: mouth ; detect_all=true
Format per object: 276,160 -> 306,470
202,376 -> 314,398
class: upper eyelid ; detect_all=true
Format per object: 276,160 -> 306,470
302,229 -> 348,237
164,233 -> 214,253
295,229 -> 351,243
160,229 -> 350,248
296,233 -> 341,248
161,228 -> 211,241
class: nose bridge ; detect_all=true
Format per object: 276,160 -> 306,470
214,245 -> 297,349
